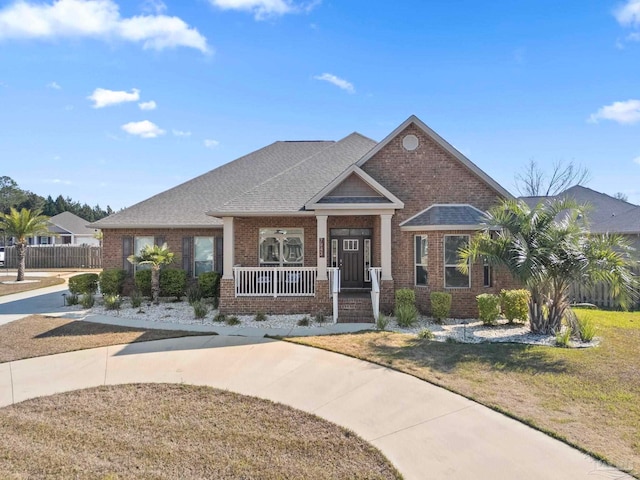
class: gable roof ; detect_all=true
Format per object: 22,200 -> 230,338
400,204 -> 487,231
356,115 -> 513,200
520,185 -> 640,234
49,212 -> 97,235
92,140 -> 337,228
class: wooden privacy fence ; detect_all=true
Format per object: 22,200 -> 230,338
569,266 -> 640,310
2,245 -> 102,269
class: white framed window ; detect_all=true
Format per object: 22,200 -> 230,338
259,228 -> 304,266
415,235 -> 428,286
134,236 -> 154,271
331,239 -> 338,267
343,239 -> 358,251
194,237 -> 214,276
444,235 -> 470,288
364,238 -> 371,281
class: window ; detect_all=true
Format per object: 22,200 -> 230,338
134,236 -> 154,271
194,237 -> 214,276
444,235 -> 470,288
331,239 -> 338,267
343,239 -> 358,251
259,228 -> 304,266
415,235 -> 428,286
483,256 -> 492,287
364,238 -> 372,282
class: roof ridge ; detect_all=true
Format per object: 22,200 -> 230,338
213,133 -> 366,211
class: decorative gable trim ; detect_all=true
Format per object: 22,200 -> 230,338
305,165 -> 404,211
356,115 -> 513,200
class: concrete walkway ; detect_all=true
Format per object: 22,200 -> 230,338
0,281 -> 632,479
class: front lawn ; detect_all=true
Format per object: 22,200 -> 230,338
289,309 -> 640,476
0,384 -> 401,479
0,315 -> 212,363
0,275 -> 65,296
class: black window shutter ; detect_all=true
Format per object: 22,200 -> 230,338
154,236 -> 165,247
182,236 -> 193,277
122,236 -> 133,276
215,236 -> 223,274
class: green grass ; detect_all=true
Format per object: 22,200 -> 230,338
289,309 -> 640,476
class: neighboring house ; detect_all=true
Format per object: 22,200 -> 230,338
93,115 -> 519,319
28,211 -> 101,246
521,185 -> 640,251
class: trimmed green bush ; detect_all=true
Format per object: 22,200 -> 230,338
198,271 -> 220,298
430,292 -> 452,322
135,270 -> 152,298
160,269 -> 187,300
80,293 -> 95,308
68,273 -> 99,295
477,293 -> 501,326
395,288 -> 416,309
98,269 -> 127,296
501,289 -> 530,323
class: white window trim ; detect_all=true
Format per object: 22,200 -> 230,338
444,234 -> 470,289
194,236 -> 215,277
134,236 -> 154,273
414,235 -> 428,287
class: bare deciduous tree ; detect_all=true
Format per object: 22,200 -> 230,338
613,192 -> 629,202
515,159 -> 590,197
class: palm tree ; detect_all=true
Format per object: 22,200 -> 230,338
127,243 -> 174,305
0,208 -> 51,282
459,198 -> 638,334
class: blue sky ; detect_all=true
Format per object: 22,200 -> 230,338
1,0 -> 639,210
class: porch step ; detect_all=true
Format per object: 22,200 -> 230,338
337,293 -> 375,324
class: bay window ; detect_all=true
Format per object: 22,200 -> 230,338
444,235 -> 470,288
415,235 -> 428,286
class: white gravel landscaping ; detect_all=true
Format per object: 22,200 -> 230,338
71,297 -> 597,347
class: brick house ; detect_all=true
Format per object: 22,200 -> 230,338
93,115 -> 517,320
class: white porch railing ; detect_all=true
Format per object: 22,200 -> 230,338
233,267 -> 317,297
328,267 -> 340,323
370,267 -> 382,322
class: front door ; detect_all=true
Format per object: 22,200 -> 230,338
331,228 -> 373,289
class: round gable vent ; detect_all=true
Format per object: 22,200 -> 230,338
402,134 -> 419,151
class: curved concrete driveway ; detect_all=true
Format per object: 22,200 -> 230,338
0,335 -> 630,480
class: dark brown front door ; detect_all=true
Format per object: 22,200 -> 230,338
339,237 -> 364,288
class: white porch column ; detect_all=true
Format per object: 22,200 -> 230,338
316,214 -> 328,280
222,217 -> 235,280
380,213 -> 393,281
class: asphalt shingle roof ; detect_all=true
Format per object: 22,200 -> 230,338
403,205 -> 486,227
92,140 -> 340,228
49,212 -> 97,234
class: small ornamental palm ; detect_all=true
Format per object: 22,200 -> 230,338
458,198 -> 638,334
0,208 -> 50,282
127,243 -> 175,305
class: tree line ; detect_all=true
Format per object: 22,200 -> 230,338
0,176 -> 114,222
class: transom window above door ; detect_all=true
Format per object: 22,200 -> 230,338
259,228 -> 304,266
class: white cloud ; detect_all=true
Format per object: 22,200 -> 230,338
209,0 -> 318,20
0,0 -> 209,53
314,73 -> 355,93
204,139 -> 219,148
44,178 -> 72,185
615,0 -> 640,26
172,129 -> 192,137
589,99 -> 640,125
138,100 -> 157,110
141,0 -> 167,14
47,81 -> 61,89
634,156 -> 640,165
88,87 -> 139,108
121,120 -> 165,138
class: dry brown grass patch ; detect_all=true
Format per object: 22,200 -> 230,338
0,384 -> 401,479
0,276 -> 65,296
0,315 -> 211,363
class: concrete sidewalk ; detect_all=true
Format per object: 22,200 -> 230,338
0,335 -> 631,480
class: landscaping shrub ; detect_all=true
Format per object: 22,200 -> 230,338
430,292 -> 452,322
130,290 -> 143,308
417,328 -> 435,340
135,270 -> 152,298
314,312 -> 326,324
80,293 -> 95,309
68,273 -> 99,295
556,327 -> 572,347
576,313 -> 597,342
65,293 -> 79,306
375,313 -> 389,331
187,284 -> 203,305
297,317 -> 310,326
160,269 -> 187,300
395,288 -> 416,309
98,269 -> 127,296
198,271 -> 220,298
211,295 -> 220,310
501,289 -> 530,323
477,293 -> 501,326
395,303 -> 418,327
213,312 -> 226,323
103,294 -> 122,311
254,311 -> 267,322
225,316 -> 241,326
192,300 -> 208,319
